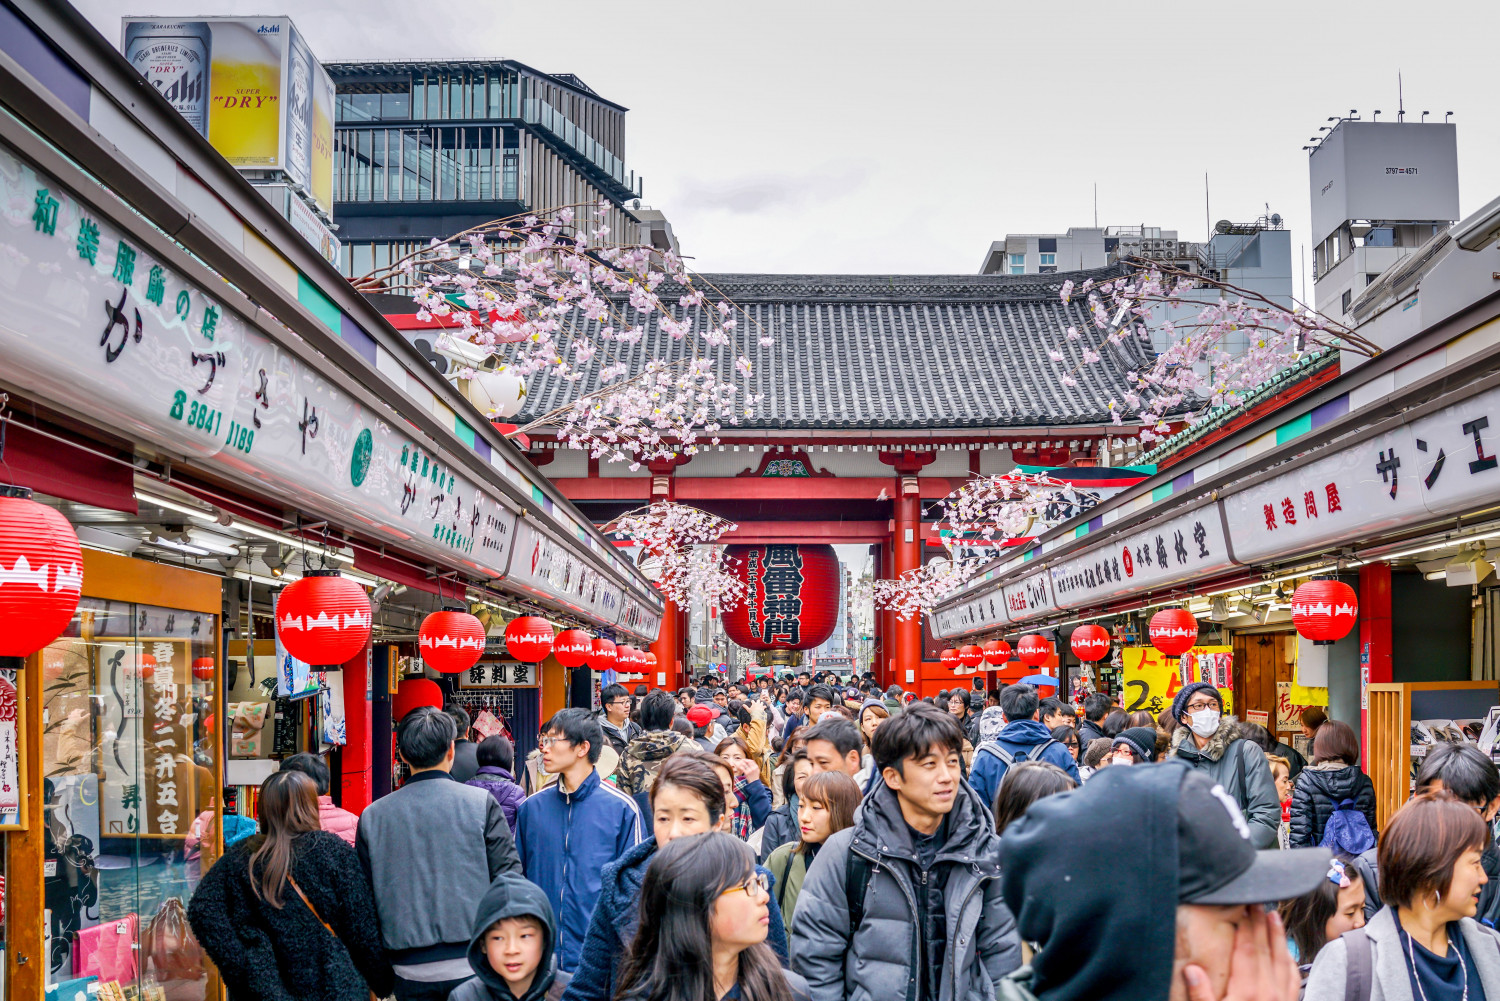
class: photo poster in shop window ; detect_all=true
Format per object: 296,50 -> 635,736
1119,647 -> 1233,719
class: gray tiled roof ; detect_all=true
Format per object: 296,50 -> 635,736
518,264 -> 1154,430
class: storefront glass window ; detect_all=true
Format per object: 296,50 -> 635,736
40,597 -> 219,999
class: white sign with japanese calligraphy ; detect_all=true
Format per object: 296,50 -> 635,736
1050,504 -> 1234,610
1223,424 -> 1423,564
1002,572 -> 1056,623
457,659 -> 540,688
930,590 -> 1009,641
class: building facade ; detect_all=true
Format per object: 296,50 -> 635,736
325,58 -> 675,289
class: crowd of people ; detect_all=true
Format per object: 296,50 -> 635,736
183,668 -> 1500,1001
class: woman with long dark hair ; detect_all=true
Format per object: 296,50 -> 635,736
763,771 -> 860,928
616,832 -> 809,1001
562,753 -> 789,1001
187,770 -> 391,1001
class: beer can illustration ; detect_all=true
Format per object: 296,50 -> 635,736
284,29 -> 314,189
123,20 -> 211,136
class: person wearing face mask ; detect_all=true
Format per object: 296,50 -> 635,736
1109,726 -> 1158,766
1169,681 -> 1281,850
560,753 -> 788,1001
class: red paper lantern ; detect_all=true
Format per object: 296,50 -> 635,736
982,640 -> 1011,666
1070,624 -> 1111,662
137,652 -> 156,682
505,615 -> 555,662
1292,580 -> 1359,645
393,678 -> 444,720
958,645 -> 984,669
720,544 -> 840,651
553,629 -> 593,669
191,657 -> 215,681
645,651 -> 658,667
275,572 -> 372,666
589,637 -> 618,672
419,610 -> 487,674
0,486 -> 83,660
940,648 -> 960,671
1018,634 -> 1052,667
1149,608 -> 1199,656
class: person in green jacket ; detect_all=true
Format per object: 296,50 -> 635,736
765,770 -> 861,935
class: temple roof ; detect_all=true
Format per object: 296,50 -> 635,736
519,263 -> 1155,431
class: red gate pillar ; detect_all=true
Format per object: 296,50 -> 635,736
881,450 -> 934,684
340,638 -> 373,813
648,455 -> 690,687
1358,562 -> 1393,771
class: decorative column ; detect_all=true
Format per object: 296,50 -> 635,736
1358,562 -> 1393,771
340,638 -> 373,813
880,450 -> 934,684
647,454 -> 690,686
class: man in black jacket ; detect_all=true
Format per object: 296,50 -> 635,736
1413,742 -> 1500,925
595,683 -> 639,759
447,704 -> 480,783
358,707 -> 521,1001
1076,692 -> 1111,747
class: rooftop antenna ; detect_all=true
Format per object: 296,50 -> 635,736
1421,110 -> 1430,122
1398,71 -> 1404,121
1445,111 -> 1454,122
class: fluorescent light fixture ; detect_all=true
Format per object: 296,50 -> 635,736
1425,570 -> 1448,581
146,533 -> 212,556
135,490 -> 355,563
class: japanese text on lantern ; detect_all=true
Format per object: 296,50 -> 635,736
760,546 -> 804,646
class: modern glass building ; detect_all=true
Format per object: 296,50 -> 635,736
326,59 -> 669,289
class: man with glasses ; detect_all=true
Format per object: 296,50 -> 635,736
1169,681 -> 1281,849
515,708 -> 642,973
596,683 -> 639,760
1411,742 -> 1500,925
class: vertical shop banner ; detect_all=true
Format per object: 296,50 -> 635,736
1276,681 -> 1325,732
320,671 -> 346,746
0,670 -> 19,818
1120,647 -> 1233,717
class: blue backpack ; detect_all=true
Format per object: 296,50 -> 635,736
1320,797 -> 1376,855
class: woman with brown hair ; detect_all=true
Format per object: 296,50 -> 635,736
762,770 -> 861,930
1305,790 -> 1500,998
187,769 -> 391,1001
1289,719 -> 1377,849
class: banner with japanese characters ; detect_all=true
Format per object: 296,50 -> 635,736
1120,646 -> 1233,718
457,659 -> 541,689
1050,504 -> 1233,612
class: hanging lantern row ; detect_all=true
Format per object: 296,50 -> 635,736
982,639 -> 1011,665
419,610 -> 487,674
1070,624 -> 1111,663
1149,608 -> 1198,656
1292,579 -> 1359,645
504,615 -> 555,663
590,637 -> 618,671
275,571 -> 372,667
0,486 -> 84,664
1017,634 -> 1052,668
958,645 -> 984,670
554,629 -> 593,668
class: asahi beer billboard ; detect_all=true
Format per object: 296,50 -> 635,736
123,16 -> 334,216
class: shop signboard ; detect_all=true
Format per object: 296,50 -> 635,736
0,139 -> 528,589
1050,504 -> 1234,611
1001,572 -> 1056,625
458,659 -> 540,688
930,589 -> 1008,641
122,16 -> 336,216
1120,646 -> 1233,718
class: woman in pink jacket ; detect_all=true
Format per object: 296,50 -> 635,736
281,753 -> 359,845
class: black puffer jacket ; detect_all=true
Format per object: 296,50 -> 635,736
188,830 -> 392,1001
1288,761 -> 1377,848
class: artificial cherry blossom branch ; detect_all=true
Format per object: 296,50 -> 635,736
602,502 -> 748,608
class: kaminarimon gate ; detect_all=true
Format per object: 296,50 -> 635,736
390,267 -> 1165,692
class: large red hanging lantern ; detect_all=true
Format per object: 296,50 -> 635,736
1017,634 -> 1052,667
191,657 -> 215,681
720,544 -> 839,651
589,637 -> 618,672
553,629 -> 594,669
1070,624 -> 1111,662
393,678 -> 444,719
419,610 -> 487,674
982,640 -> 1011,666
0,486 -> 84,663
958,645 -> 984,670
1292,580 -> 1359,645
505,615 -> 555,663
940,648 -> 961,671
1149,608 -> 1199,656
275,571 -> 372,666
616,646 -> 645,679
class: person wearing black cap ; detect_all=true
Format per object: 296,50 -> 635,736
997,762 -> 1329,1001
1110,726 -> 1158,765
1169,681 -> 1281,849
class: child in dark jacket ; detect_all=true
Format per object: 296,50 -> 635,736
449,874 -> 570,1001
466,735 -> 527,834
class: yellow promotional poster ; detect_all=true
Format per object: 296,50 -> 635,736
205,19 -> 284,168
1120,646 -> 1233,717
309,63 -> 335,216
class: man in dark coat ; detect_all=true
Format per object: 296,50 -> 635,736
1169,682 -> 1281,850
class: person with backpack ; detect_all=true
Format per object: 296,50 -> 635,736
1289,719 -> 1377,851
1304,790 -> 1500,1001
1169,681 -> 1282,850
790,703 -> 1021,1001
189,769 -> 393,1001
970,684 -> 1080,812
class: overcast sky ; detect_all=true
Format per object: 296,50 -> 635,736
79,0 -> 1499,280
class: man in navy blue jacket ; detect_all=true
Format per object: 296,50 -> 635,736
515,708 -> 642,974
970,683 -> 1081,810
